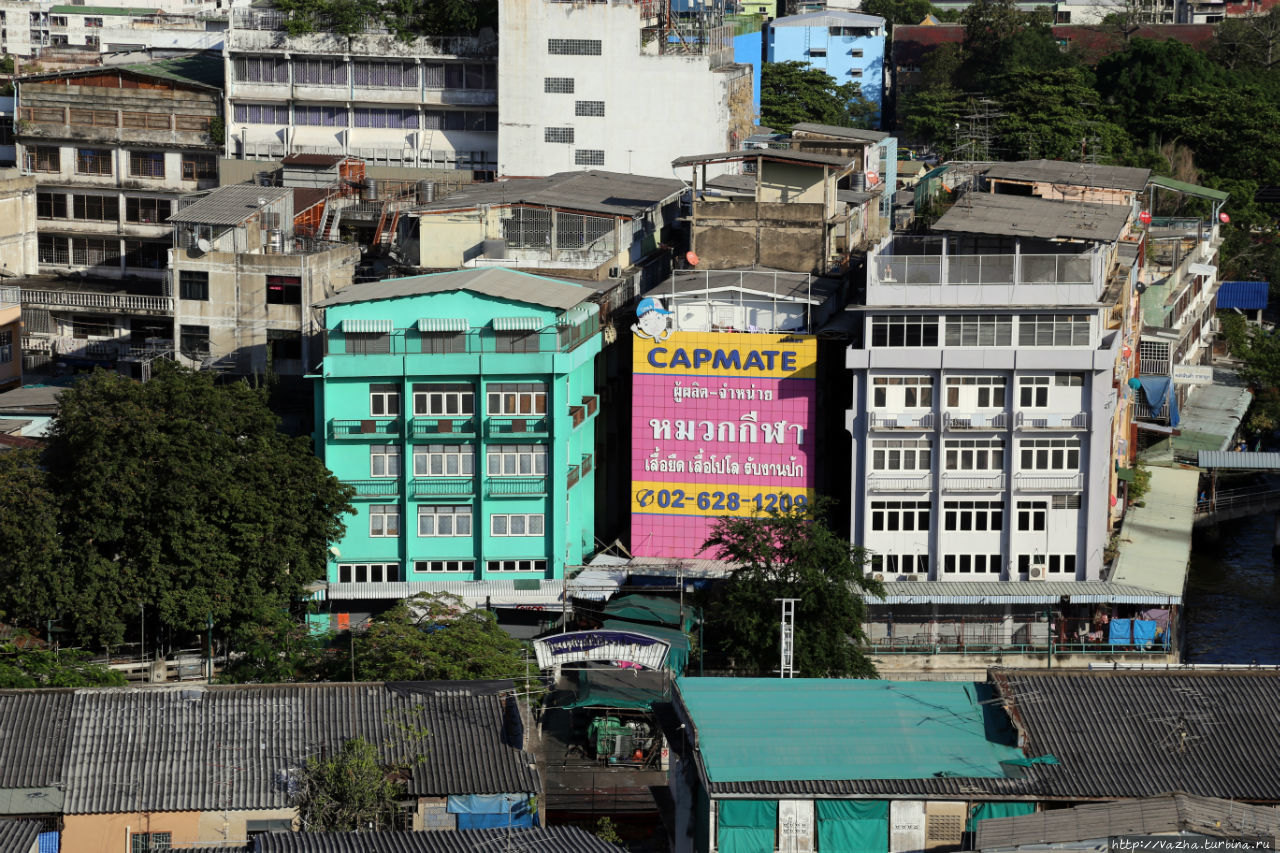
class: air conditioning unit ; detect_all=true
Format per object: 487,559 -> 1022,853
1028,565 -> 1047,581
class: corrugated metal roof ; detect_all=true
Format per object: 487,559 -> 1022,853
985,160 -> 1150,193
1108,466 -> 1196,598
993,669 -> 1280,800
1199,450 -> 1280,469
0,691 -> 75,787
168,185 -> 290,226
976,793 -> 1280,849
1216,280 -> 1269,310
327,576 -> 621,606
673,148 -> 856,169
1149,174 -> 1229,202
1174,383 -> 1252,455
416,170 -> 684,218
0,682 -> 538,815
772,10 -> 885,25
257,827 -> 625,853
0,820 -> 40,853
870,581 -> 1181,606
790,122 -> 890,142
319,269 -> 594,312
934,194 -> 1131,242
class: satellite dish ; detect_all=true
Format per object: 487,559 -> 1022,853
195,237 -> 212,254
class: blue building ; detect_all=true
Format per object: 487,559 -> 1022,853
766,10 -> 887,126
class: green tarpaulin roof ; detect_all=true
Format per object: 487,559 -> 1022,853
602,594 -> 698,632
562,669 -> 669,711
601,620 -> 690,675
676,678 -> 1026,783
1148,175 -> 1229,202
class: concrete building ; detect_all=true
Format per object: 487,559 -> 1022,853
0,95 -> 15,166
313,268 -> 602,607
224,9 -> 498,173
14,54 -> 223,282
0,169 -> 38,279
497,0 -> 753,179
0,284 -> 21,391
765,10 -> 886,123
0,1 -> 227,58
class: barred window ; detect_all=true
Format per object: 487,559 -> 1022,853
293,57 -> 346,85
233,103 -> 289,124
71,236 -> 120,266
295,105 -> 344,127
37,192 -> 67,219
548,38 -> 601,54
352,60 -> 418,88
503,208 -> 551,248
544,77 -> 574,93
233,55 -> 288,83
182,154 -> 217,181
575,149 -> 605,166
555,211 -> 612,249
29,146 -> 61,172
129,150 -> 165,179
75,148 -> 112,176
575,100 -> 605,117
354,108 -> 419,129
545,127 -> 575,144
72,195 -> 117,222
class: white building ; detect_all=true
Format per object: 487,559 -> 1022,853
847,192 -> 1140,584
497,0 -> 752,179
0,2 -> 227,58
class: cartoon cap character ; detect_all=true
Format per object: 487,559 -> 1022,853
633,296 -> 672,341
637,297 -> 671,317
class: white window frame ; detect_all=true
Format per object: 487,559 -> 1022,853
946,314 -> 1013,347
1016,500 -> 1047,532
369,504 -> 401,537
1019,376 -> 1050,408
1019,438 -> 1081,471
943,500 -> 1004,532
418,505 -> 472,537
944,438 -> 1005,471
869,500 -> 931,532
870,314 -> 940,347
486,383 -> 547,416
370,444 -> 401,478
1018,313 -> 1091,347
412,444 -> 474,477
370,383 -> 401,416
942,553 -> 1002,575
945,376 -> 1007,408
871,438 -> 931,471
414,560 -> 475,573
486,444 -> 548,476
486,559 -> 548,572
491,513 -> 546,536
872,553 -> 928,574
337,562 -> 401,582
872,376 -> 934,408
414,383 -> 474,416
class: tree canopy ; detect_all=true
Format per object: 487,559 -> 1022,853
272,0 -> 495,38
699,501 -> 883,678
761,61 -> 878,133
0,644 -> 127,688
294,737 -> 407,832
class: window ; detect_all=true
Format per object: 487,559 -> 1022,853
1019,376 -> 1049,407
175,114 -> 212,132
126,196 -> 171,223
422,110 -> 497,132
872,375 -> 933,408
129,150 -> 165,178
545,127 -> 575,144
851,48 -> 864,57
943,500 -> 1004,532
181,153 -> 217,181
70,108 -> 118,128
85,16 -> 103,26
575,100 -> 605,117
848,68 -> 863,77
870,500 -> 930,532
38,235 -> 68,265
416,560 -> 475,573
419,505 -> 471,537
487,444 -> 548,476
0,330 -> 12,364
1048,554 -> 1076,575
871,438 -> 931,471
295,105 -> 345,127
268,329 -> 301,362
293,57 -> 346,85
548,38 -> 602,54
352,60 -> 419,88
1016,500 -> 1046,532
72,194 -> 117,221
234,55 -> 288,83
370,444 -> 401,478
945,376 -> 1006,408
872,554 -> 928,575
369,504 -> 400,537
179,270 -> 209,301
1019,438 -> 1081,471
49,15 -> 67,26
414,383 -> 474,416
354,108 -> 419,129
23,107 -> 67,125
29,146 -> 60,172
575,150 -> 605,166
1054,494 -> 1081,509
944,438 -> 1004,471
1018,313 -> 1091,346
1055,372 -> 1084,387
0,123 -> 11,147
75,148 -> 112,176
71,237 -> 120,266
233,103 -> 290,124
487,383 -> 547,415
369,383 -> 400,416
337,563 -> 401,583
36,192 -> 67,219
494,329 -> 538,353
809,48 -> 827,56
487,559 -> 547,572
945,314 -> 1013,346
420,331 -> 467,354
870,315 -> 939,347
71,315 -> 114,339
131,833 -> 172,852
346,332 -> 391,354
122,111 -> 171,130
266,275 -> 301,305
942,554 -> 1002,575
180,325 -> 209,359
413,444 -> 474,477
442,62 -> 495,90
125,240 -> 166,270
544,77 -> 574,93
491,513 -> 545,536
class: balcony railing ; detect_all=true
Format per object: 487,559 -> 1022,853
873,251 -> 1095,287
943,412 -> 1008,430
581,453 -> 593,476
1015,412 -> 1088,429
567,463 -> 580,488
1014,472 -> 1084,492
486,476 -> 548,497
868,412 -> 936,430
940,471 -> 1007,492
488,417 -> 550,438
343,479 -> 400,499
22,289 -> 173,314
410,416 -> 477,439
329,418 -> 403,439
866,472 -> 932,492
411,477 -> 474,499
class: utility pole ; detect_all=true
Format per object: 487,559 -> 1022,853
776,598 -> 798,678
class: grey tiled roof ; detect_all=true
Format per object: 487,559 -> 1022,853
318,268 -> 594,311
790,122 -> 890,142
673,148 -> 855,169
0,820 -> 41,853
169,185 -> 291,226
932,193 -> 1131,242
994,669 -> 1280,800
0,682 -> 539,815
257,827 -> 625,853
985,160 -> 1151,193
417,170 -> 684,218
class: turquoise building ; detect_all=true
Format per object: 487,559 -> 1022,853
314,268 -> 602,602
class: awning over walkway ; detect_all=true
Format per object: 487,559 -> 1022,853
1174,383 -> 1252,454
1148,175 -> 1230,202
1108,466 -> 1198,600
868,580 -> 1180,606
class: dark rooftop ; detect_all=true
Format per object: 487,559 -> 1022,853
932,193 -> 1131,242
985,159 -> 1151,193
282,154 -> 347,168
416,170 -> 684,218
674,148 -> 855,169
168,185 -> 291,226
256,827 -> 625,853
21,51 -> 223,90
790,122 -> 890,142
0,820 -> 41,853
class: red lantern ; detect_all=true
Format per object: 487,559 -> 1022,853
1219,212 -> 1231,224
1138,210 -> 1152,225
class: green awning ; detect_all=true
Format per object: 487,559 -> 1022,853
493,316 -> 542,331
603,594 -> 699,633
1116,467 -> 1136,482
1149,175 -> 1229,202
561,668 -> 669,710
341,318 -> 393,333
418,317 -> 468,332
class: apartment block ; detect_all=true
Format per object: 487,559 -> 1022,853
765,10 -> 886,122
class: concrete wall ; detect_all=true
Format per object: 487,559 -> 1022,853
0,170 -> 38,278
691,199 -> 828,272
63,808 -> 296,853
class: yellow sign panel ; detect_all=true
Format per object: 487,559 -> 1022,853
633,331 -> 818,380
631,481 -> 816,517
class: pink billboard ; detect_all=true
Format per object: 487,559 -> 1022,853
630,327 -> 818,559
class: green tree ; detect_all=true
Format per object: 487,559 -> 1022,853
700,500 -> 883,678
0,449 -> 67,630
994,68 -> 1130,162
861,0 -> 933,29
1211,8 -> 1280,70
294,737 -> 405,832
761,61 -> 877,133
219,606 -> 343,684
0,644 -> 127,688
898,86 -> 965,155
44,363 -> 353,647
1095,39 -> 1223,139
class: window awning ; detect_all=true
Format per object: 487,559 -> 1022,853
418,318 -> 468,332
493,316 -> 542,331
558,303 -> 596,326
1188,263 -> 1217,277
1148,175 -> 1229,202
340,318 -> 393,333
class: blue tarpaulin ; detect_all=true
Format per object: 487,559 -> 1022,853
449,794 -> 535,830
1217,281 -> 1269,310
1138,377 -> 1180,427
1109,619 -> 1164,647
37,833 -> 59,853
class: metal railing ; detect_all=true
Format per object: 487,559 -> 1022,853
866,472 -> 932,492
873,252 -> 1094,287
22,289 -> 173,313
343,479 -> 400,499
1014,471 -> 1084,492
943,412 -> 1008,430
868,412 -> 936,430
1140,358 -> 1170,376
1015,412 -> 1088,429
410,477 -> 474,499
485,476 -> 548,497
940,471 -> 1006,492
487,417 -> 550,437
870,639 -> 1171,656
329,418 -> 402,439
410,416 -> 478,439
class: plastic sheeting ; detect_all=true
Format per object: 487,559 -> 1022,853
37,832 -> 59,853
718,799 -> 778,853
603,594 -> 699,632
817,799 -> 889,853
1109,619 -> 1165,647
562,668 -> 669,710
1138,377 -> 1181,427
966,802 -> 1035,832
